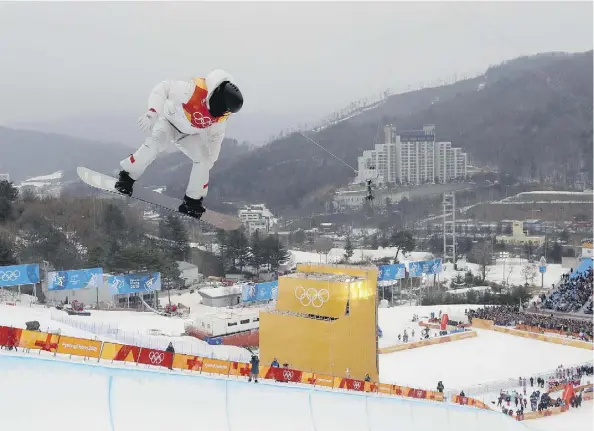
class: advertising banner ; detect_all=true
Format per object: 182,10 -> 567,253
172,354 -> 203,371
228,361 -> 251,377
377,264 -> 406,281
300,372 -> 316,385
99,342 -> 141,363
18,330 -> 59,352
201,358 -> 230,375
138,348 -> 173,369
264,367 -> 303,383
377,383 -> 394,395
241,281 -> 278,303
0,264 -> 40,287
56,336 -> 102,359
0,326 -> 20,347
408,259 -> 442,277
48,268 -> 103,291
312,374 -> 335,388
107,272 -> 161,295
334,377 -> 365,392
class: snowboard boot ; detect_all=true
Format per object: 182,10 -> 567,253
114,170 -> 135,196
178,195 -> 206,219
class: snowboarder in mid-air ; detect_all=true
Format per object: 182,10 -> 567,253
115,69 -> 243,219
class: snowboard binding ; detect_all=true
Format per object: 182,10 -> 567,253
178,195 -> 206,220
115,170 -> 135,196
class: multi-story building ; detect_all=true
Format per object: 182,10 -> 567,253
434,142 -> 468,183
238,204 -> 277,234
354,125 -> 467,186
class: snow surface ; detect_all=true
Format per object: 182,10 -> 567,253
289,247 -> 433,266
442,258 -> 568,288
0,353 -> 529,431
0,304 -> 252,362
523,401 -> 593,431
22,170 -> 63,182
377,305 -> 592,392
1,301 -> 592,430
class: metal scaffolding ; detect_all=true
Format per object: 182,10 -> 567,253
442,192 -> 457,265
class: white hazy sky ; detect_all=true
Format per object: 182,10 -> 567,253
0,1 -> 592,127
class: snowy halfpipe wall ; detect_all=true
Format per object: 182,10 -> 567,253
0,354 -> 529,431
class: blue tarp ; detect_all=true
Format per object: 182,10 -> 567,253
569,258 -> 593,279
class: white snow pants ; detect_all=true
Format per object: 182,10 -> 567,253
120,118 -> 222,199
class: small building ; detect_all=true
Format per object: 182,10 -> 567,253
177,261 -> 202,287
198,285 -> 242,307
496,220 -> 546,247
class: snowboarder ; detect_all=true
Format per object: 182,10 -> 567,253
115,70 -> 243,219
248,355 -> 260,383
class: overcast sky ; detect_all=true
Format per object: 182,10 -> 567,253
0,1 -> 592,131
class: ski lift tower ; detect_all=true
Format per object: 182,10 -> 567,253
443,192 -> 456,268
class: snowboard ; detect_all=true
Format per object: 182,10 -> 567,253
77,167 -> 243,231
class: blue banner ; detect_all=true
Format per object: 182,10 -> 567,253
242,281 -> 279,303
107,273 -> 161,295
408,259 -> 442,277
377,264 -> 406,281
48,268 -> 103,291
0,264 -> 40,287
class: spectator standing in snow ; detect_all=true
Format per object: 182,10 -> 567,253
270,358 -> 279,367
165,342 -> 175,370
248,355 -> 259,383
437,381 -> 444,393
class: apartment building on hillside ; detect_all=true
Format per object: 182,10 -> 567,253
354,125 -> 467,186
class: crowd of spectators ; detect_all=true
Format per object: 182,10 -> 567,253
542,266 -> 593,314
496,364 -> 592,420
467,305 -> 593,340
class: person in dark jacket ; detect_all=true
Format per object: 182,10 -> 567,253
249,355 -> 260,383
165,342 -> 175,370
437,381 -> 444,393
270,358 -> 279,367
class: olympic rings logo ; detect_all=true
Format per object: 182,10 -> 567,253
294,286 -> 330,308
148,351 -> 164,365
353,381 -> 362,390
192,111 -> 213,128
283,370 -> 294,380
0,270 -> 20,282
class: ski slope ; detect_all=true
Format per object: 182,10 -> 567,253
0,353 -> 527,431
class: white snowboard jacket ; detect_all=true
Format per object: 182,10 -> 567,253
147,69 -> 237,147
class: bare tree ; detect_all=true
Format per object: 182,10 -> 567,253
468,241 -> 493,282
521,262 -> 537,286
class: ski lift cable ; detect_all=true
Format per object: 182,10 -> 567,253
298,131 -> 358,174
299,131 -> 376,202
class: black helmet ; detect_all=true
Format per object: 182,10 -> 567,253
209,81 -> 243,117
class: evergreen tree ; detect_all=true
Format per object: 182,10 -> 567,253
344,235 -> 354,260
249,230 -> 267,275
0,233 -> 17,266
0,180 -> 18,223
226,229 -> 250,271
389,230 -> 415,262
158,215 -> 190,260
261,234 -> 289,271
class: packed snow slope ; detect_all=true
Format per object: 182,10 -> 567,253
0,354 -> 528,431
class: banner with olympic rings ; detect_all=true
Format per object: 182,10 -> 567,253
138,348 -> 173,369
0,264 -> 40,287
